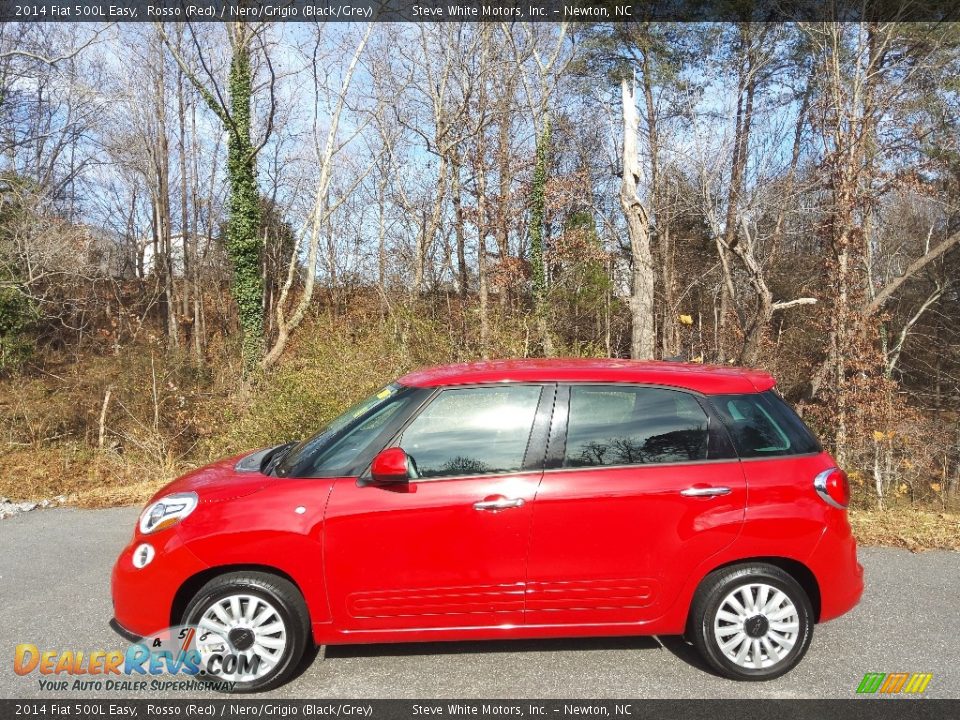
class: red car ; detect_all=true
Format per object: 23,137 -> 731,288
111,359 -> 863,691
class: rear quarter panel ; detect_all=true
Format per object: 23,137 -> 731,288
655,451 -> 850,632
734,453 -> 837,552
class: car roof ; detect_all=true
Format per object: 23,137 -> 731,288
397,358 -> 775,395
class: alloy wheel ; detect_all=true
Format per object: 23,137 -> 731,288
713,582 -> 799,670
195,593 -> 289,683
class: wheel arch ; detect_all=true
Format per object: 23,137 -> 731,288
691,556 -> 822,624
170,564 -> 305,628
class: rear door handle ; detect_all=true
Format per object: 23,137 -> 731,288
680,486 -> 731,497
473,497 -> 525,511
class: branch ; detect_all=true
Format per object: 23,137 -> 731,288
886,283 -> 944,375
155,22 -> 230,128
501,22 -> 569,130
0,25 -> 112,65
248,29 -> 278,162
865,230 -> 960,315
772,297 -> 818,311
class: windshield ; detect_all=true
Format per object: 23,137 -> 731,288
272,383 -> 415,477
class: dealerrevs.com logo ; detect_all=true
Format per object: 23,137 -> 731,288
13,626 -> 257,692
857,673 -> 934,695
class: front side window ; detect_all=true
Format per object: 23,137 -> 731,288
398,385 -> 543,478
564,385 -> 709,467
708,391 -> 820,458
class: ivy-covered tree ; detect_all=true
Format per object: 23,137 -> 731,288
223,34 -> 264,369
159,23 -> 268,372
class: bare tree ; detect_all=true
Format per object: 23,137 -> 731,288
262,24 -> 373,369
620,76 -> 655,359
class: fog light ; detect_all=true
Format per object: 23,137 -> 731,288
132,543 -> 155,569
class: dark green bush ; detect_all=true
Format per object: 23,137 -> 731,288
0,287 -> 36,375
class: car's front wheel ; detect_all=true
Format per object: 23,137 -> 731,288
182,571 -> 310,693
688,563 -> 813,681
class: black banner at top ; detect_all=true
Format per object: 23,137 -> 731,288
4,0 -> 960,23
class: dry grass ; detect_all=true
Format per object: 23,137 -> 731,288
0,444 -> 184,508
849,509 -> 960,552
73,478 -> 170,508
0,444 -> 89,499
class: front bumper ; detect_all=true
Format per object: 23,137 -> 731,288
111,531 -> 208,638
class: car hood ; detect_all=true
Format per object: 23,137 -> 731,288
148,450 -> 274,504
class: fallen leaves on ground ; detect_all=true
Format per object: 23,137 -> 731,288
849,509 -> 960,552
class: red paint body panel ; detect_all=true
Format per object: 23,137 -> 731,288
111,360 -> 862,654
323,474 -> 540,634
112,456 -> 338,642
525,461 -> 746,626
149,452 -> 272,503
399,359 -> 775,394
170,476 -> 336,633
111,530 -> 208,637
648,451 -> 864,634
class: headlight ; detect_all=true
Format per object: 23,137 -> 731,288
138,492 -> 199,534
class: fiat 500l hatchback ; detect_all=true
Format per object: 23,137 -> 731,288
112,359 -> 863,691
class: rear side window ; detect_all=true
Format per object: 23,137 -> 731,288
709,391 -> 820,458
564,386 -> 709,467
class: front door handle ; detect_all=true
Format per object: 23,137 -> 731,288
473,497 -> 525,511
680,486 -> 732,497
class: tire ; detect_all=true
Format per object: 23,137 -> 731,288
182,571 -> 310,693
688,563 -> 813,681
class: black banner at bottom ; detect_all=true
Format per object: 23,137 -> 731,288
1,700 -> 958,720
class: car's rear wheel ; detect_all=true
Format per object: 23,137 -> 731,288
182,571 -> 310,693
689,563 -> 813,680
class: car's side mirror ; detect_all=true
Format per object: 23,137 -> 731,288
370,447 -> 411,484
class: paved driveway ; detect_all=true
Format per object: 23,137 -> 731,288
1,507 -> 957,698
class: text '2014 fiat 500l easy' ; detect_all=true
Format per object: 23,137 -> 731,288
111,359 -> 864,692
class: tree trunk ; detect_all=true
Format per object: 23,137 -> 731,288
176,58 -> 194,358
225,27 -> 264,371
260,24 -> 371,369
530,119 -> 551,355
620,78 -> 655,360
415,154 -> 448,293
190,99 -> 204,359
496,84 -> 514,309
476,151 -> 490,358
639,51 -> 674,359
451,158 -> 469,298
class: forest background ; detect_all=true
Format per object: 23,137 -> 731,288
1,20 -> 958,547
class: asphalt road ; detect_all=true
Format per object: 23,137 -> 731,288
1,507 -> 957,699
